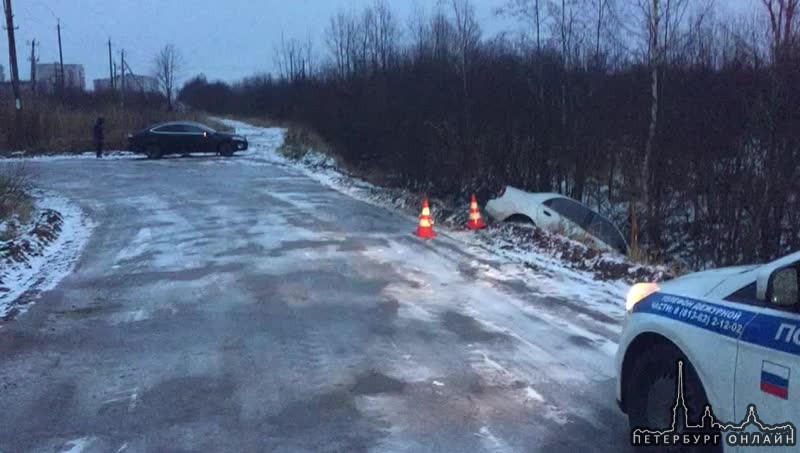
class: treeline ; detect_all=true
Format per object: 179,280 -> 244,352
179,0 -> 800,268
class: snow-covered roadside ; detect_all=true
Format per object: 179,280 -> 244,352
1,151 -> 138,162
218,118 -> 644,301
0,191 -> 94,321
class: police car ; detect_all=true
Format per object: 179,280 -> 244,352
616,251 -> 799,451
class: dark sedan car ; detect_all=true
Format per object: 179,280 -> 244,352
127,121 -> 248,159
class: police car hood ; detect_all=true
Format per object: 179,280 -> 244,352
660,264 -> 760,296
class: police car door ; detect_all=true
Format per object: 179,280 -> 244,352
734,263 -> 799,450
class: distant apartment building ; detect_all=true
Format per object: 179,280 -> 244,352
35,63 -> 86,92
0,64 -> 5,83
94,74 -> 160,94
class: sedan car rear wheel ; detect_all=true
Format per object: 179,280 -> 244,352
219,143 -> 234,157
145,144 -> 162,160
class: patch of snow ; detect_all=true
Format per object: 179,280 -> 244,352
114,227 -> 152,263
476,426 -> 514,453
59,437 -> 96,453
523,386 -> 545,403
110,308 -> 149,325
470,351 -> 515,385
2,151 -> 138,162
0,191 -> 95,320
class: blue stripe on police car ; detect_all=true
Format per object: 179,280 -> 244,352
634,292 -> 800,357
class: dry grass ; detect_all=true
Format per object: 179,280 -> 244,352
278,124 -> 331,159
0,96 -> 229,154
0,163 -> 34,240
627,242 -> 673,269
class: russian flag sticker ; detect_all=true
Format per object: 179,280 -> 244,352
761,360 -> 790,400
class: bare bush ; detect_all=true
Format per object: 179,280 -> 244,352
278,125 -> 330,160
0,163 -> 34,239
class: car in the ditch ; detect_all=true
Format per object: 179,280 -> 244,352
127,121 -> 248,159
485,186 -> 628,255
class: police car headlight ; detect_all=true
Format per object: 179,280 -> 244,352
626,283 -> 660,312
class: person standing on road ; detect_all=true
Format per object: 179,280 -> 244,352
93,117 -> 105,158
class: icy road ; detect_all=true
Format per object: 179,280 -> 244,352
0,124 -> 633,452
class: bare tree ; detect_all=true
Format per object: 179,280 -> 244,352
357,6 -> 375,72
591,0 -> 613,66
274,33 -> 314,82
761,0 -> 799,63
446,0 -> 481,104
498,0 -> 550,51
550,0 -> 586,69
417,10 -> 457,62
753,0 -> 798,257
153,43 -> 184,111
370,1 -> 400,72
631,0 -> 660,254
326,11 -> 359,77
661,0 -> 692,64
497,0 -> 555,192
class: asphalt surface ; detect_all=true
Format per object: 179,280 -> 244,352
0,149 -> 634,452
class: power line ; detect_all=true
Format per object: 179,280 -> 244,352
31,0 -> 56,20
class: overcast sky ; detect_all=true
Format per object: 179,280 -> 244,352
2,0 -> 760,86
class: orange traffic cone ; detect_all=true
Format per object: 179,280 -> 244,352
465,194 -> 487,230
414,198 -> 437,239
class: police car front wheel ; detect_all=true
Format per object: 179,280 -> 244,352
627,344 -> 722,452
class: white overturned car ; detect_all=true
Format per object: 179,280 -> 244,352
485,186 -> 628,254
617,251 -> 800,451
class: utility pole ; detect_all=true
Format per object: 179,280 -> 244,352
3,0 -> 22,113
123,58 -> 144,94
28,38 -> 39,94
120,49 -> 126,108
57,18 -> 65,93
107,38 -> 114,90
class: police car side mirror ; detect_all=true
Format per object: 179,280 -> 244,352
756,251 -> 800,302
764,266 -> 799,309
